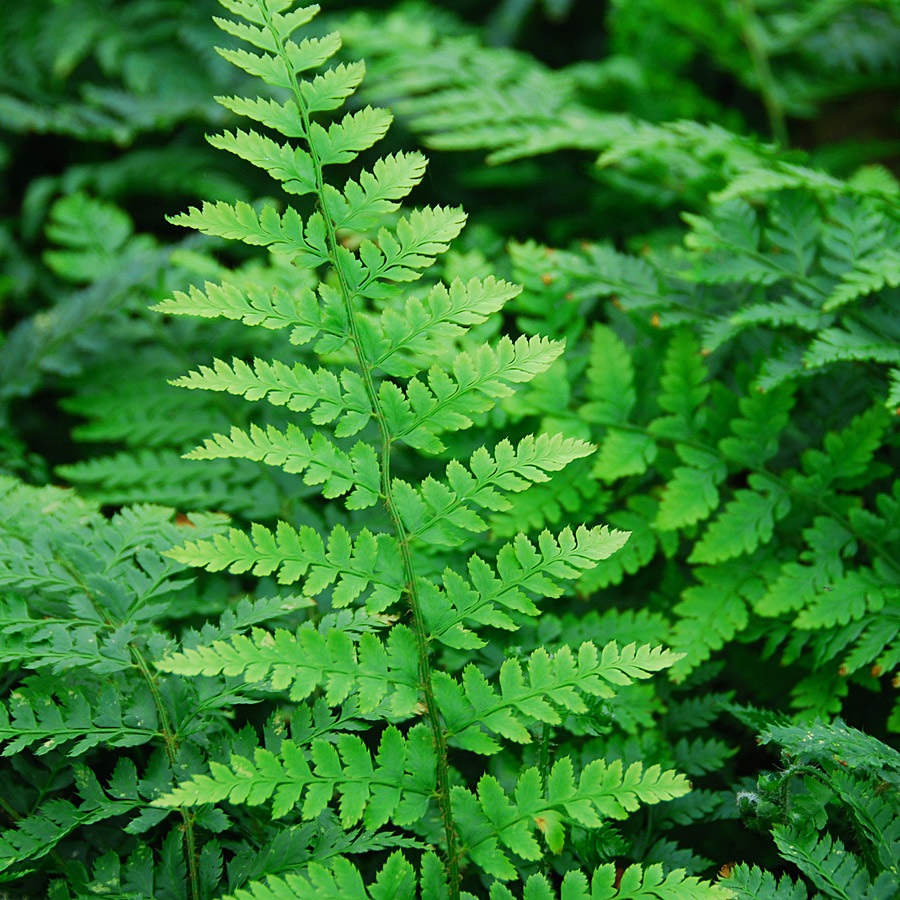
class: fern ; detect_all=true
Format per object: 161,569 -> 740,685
135,3 -> 722,898
490,158 -> 900,713
724,711 -> 900,900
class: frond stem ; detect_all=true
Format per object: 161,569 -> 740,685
735,0 -> 789,148
57,557 -> 200,900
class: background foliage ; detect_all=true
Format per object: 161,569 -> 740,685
1,0 -> 900,898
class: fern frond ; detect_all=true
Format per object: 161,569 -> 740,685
172,358 -> 373,436
152,279 -> 314,332
827,767 -> 900,875
61,376 -> 230,448
372,276 -> 519,377
218,851 -> 418,900
669,565 -> 763,680
489,863 -> 728,900
453,759 -> 688,880
158,616 -> 417,713
584,324 -> 637,425
0,683 -> 156,757
690,475 -> 791,564
186,425 -> 381,509
757,716 -> 900,782
0,764 -> 137,874
56,448 -> 277,517
462,525 -> 630,622
157,725 -> 435,826
721,865 -> 807,900
381,335 -> 565,453
797,405 -> 889,488
489,457 -> 602,538
437,642 -> 681,754
170,200 -> 325,262
824,248 -> 900,312
773,827 -> 888,899
168,522 -> 403,605
398,434 -> 594,543
417,525 -> 629,647
803,320 -> 900,369
326,152 -> 431,233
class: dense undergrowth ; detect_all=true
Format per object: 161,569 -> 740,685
2,1 -> 900,898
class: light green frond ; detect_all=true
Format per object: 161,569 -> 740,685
587,863 -> 732,900
467,525 -> 630,619
372,276 -> 520,377
208,129 -> 317,195
152,278 -> 312,330
187,425 -> 381,509
155,725 -> 435,826
169,200 -> 329,265
167,521 -> 403,607
437,641 -> 681,754
380,336 -> 565,453
593,428 -> 658,481
452,759 -> 688,880
218,852 -> 418,900
158,617 -> 416,712
214,3 -> 320,50
397,434 -> 595,543
216,93 -> 307,136
351,205 -> 468,294
216,32 -> 341,89
325,152 -> 429,232
491,866 -> 727,900
172,358 -> 372,436
301,61 -> 369,112
312,107 -> 394,166
406,525 -> 629,646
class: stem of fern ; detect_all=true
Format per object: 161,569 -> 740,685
259,6 -> 462,895
736,0 -> 789,148
131,646 -> 201,900
56,557 -> 200,900
538,722 -> 552,876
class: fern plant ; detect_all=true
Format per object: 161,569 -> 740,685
723,709 -> 900,900
497,206 -> 900,717
141,2 -> 730,897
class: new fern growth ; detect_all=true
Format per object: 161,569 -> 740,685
148,3 -> 720,897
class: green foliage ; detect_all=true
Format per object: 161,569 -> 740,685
2,0 -> 900,898
488,159 -> 900,717
130,5 -> 709,898
724,711 -> 900,900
